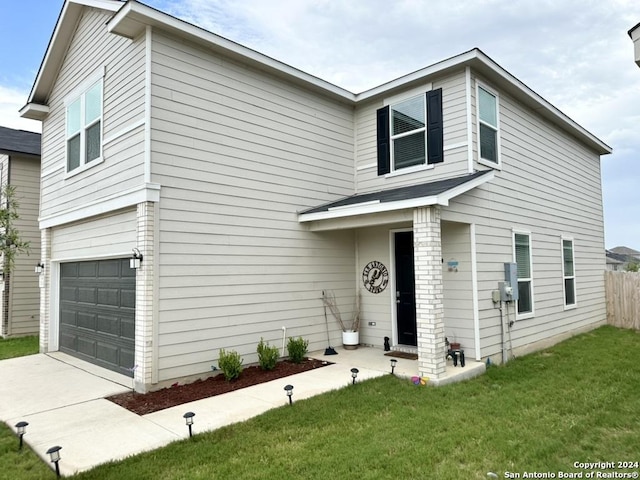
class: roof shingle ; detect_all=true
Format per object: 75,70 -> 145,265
0,126 -> 41,156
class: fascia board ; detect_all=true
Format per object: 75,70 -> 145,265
472,50 -> 612,156
69,0 -> 122,10
25,0 -> 122,106
438,169 -> 495,204
356,49 -> 479,102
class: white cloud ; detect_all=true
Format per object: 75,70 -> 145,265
0,84 -> 41,133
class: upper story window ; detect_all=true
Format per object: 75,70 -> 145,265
376,89 -> 443,175
66,79 -> 102,173
562,238 -> 576,307
477,84 -> 500,166
391,96 -> 426,169
514,231 -> 534,316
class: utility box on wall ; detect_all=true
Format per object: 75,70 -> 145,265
503,262 -> 519,301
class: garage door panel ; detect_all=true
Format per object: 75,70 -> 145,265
78,262 -> 97,277
121,318 -> 135,338
121,289 -> 135,309
97,315 -> 120,337
98,260 -> 120,275
78,287 -> 97,304
61,309 -> 77,327
77,336 -> 96,357
61,263 -> 78,276
97,288 -> 120,306
59,258 -> 135,377
96,342 -> 118,366
77,312 -> 96,331
61,286 -> 77,302
121,265 -> 136,278
120,347 -> 135,371
60,332 -> 77,350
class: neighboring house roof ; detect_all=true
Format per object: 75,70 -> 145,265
610,246 -> 640,257
0,126 -> 41,156
606,249 -> 640,269
299,170 -> 494,222
606,250 -> 629,263
21,0 -> 611,156
605,255 -> 624,266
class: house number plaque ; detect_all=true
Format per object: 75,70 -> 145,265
362,261 -> 389,294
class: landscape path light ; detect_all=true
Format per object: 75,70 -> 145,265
284,384 -> 294,405
15,421 -> 28,450
46,445 -> 62,478
350,368 -> 359,385
183,412 -> 195,438
390,358 -> 397,375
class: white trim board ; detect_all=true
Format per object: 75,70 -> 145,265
39,183 -> 161,229
299,171 -> 494,223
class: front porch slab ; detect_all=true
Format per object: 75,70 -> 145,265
311,346 -> 485,386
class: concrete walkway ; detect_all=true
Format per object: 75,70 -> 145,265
0,352 -> 387,476
1,349 -> 484,476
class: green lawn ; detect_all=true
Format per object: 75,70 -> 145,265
2,326 -> 640,480
0,335 -> 38,360
0,422 -> 48,480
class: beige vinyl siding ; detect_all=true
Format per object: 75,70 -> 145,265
357,226 -> 401,347
442,71 -> 605,359
6,157 -> 41,336
51,209 -> 137,260
354,70 -> 470,194
150,31 -> 356,381
40,7 -> 146,221
441,221 -> 475,358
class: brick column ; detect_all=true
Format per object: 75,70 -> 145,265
39,228 -> 52,353
413,206 -> 446,379
134,202 -> 155,392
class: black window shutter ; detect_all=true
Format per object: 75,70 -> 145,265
376,105 -> 390,175
426,88 -> 444,164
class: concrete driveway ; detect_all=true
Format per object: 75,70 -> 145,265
0,353 -> 182,475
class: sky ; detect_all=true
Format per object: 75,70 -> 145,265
0,0 -> 638,249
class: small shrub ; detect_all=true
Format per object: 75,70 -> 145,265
257,338 -> 279,370
287,337 -> 309,364
218,348 -> 243,381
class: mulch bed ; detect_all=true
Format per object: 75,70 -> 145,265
107,358 -> 330,415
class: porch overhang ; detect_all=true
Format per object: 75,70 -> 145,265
298,170 -> 494,229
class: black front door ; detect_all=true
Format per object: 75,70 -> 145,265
395,231 -> 417,346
